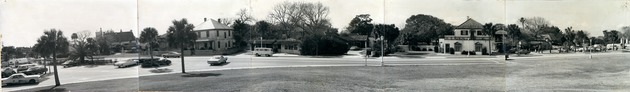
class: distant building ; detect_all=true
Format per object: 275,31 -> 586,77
188,18 -> 237,55
248,38 -> 301,54
96,29 -> 137,53
439,18 -> 493,54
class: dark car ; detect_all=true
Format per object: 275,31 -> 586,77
21,67 -> 47,75
140,58 -> 171,68
62,60 -> 80,68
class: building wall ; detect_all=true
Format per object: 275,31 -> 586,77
192,29 -> 235,51
279,44 -> 300,54
454,29 -> 489,37
439,39 -> 494,54
197,29 -> 232,39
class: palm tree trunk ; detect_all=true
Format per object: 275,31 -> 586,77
180,44 -> 186,73
53,45 -> 60,86
149,44 -> 154,59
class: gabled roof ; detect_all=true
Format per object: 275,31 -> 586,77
456,18 -> 483,29
104,31 -> 135,42
194,19 -> 233,30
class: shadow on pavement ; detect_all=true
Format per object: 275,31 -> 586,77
35,86 -> 67,92
149,68 -> 173,73
2,82 -> 41,88
181,72 -> 222,77
210,62 -> 231,66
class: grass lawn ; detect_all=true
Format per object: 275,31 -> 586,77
18,65 -> 506,92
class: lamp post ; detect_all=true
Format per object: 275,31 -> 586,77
495,30 -> 508,60
588,39 -> 593,59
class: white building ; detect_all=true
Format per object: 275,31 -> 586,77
439,18 -> 494,55
191,18 -> 236,54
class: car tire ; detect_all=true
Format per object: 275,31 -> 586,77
266,54 -> 271,57
29,79 -> 36,84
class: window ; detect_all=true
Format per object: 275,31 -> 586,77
228,31 -> 231,36
206,31 -> 209,37
461,30 -> 468,35
224,32 -> 227,38
197,32 -> 201,38
477,31 -> 483,35
216,31 -> 219,36
454,42 -> 462,51
218,42 -> 221,48
475,42 -> 483,52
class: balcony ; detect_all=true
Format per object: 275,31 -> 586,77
443,35 -> 492,40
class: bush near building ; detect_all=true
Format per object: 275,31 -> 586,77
300,35 -> 350,55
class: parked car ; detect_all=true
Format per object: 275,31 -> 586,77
140,58 -> 171,68
114,59 -> 139,68
62,60 -> 80,68
21,67 -> 47,75
2,73 -> 41,86
2,62 -> 9,67
253,48 -> 273,57
16,64 -> 37,72
161,52 -> 181,58
2,68 -> 16,78
207,56 -> 228,66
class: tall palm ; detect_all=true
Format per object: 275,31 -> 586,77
140,27 -> 159,59
35,29 -> 69,86
166,19 -> 197,73
482,23 -> 495,53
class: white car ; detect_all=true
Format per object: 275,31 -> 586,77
114,59 -> 139,68
253,48 -> 273,57
162,52 -> 181,58
16,64 -> 37,72
2,73 -> 41,86
207,56 -> 228,66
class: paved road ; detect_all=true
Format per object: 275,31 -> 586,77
2,52 -> 627,91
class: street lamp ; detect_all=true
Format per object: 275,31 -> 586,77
495,30 -> 508,60
588,39 -> 593,59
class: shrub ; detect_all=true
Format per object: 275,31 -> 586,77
300,35 -> 350,55
481,48 -> 489,55
434,46 -> 439,53
461,51 -> 468,55
469,51 -> 477,55
449,48 -> 455,54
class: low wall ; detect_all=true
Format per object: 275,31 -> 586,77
142,47 -> 244,56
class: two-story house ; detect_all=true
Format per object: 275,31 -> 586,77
439,18 -> 493,55
191,18 -> 235,54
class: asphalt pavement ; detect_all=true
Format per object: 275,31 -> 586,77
2,51 -> 628,91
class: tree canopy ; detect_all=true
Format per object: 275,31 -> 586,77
399,14 -> 453,45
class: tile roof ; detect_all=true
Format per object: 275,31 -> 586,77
455,18 -> 483,29
193,19 -> 233,30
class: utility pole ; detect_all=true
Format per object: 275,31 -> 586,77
381,36 -> 384,66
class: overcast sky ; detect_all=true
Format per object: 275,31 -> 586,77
2,0 -> 630,47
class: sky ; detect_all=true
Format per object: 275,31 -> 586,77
2,0 -> 630,47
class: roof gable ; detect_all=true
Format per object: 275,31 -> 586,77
456,18 -> 483,29
194,19 -> 233,30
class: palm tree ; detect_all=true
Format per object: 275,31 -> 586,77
482,23 -> 495,54
140,27 -> 159,59
166,19 -> 197,73
34,29 -> 69,86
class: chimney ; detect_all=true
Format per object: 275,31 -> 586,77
120,29 -> 122,33
467,16 -> 470,19
204,18 -> 207,22
218,19 -> 222,23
